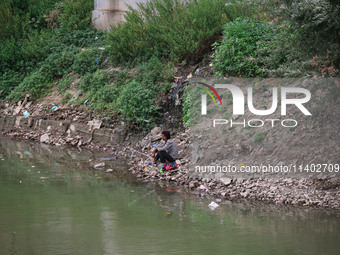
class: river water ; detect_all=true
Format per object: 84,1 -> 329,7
0,136 -> 339,255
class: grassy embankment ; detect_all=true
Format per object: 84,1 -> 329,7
0,0 -> 339,130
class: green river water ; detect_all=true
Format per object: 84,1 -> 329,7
0,136 -> 339,255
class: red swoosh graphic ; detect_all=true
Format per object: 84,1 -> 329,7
197,82 -> 223,106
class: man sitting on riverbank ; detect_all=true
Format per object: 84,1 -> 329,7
152,131 -> 178,164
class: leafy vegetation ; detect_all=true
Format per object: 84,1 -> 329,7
107,0 -> 230,65
0,0 -> 99,100
212,0 -> 340,78
76,57 -> 174,126
278,0 -> 340,76
118,81 -> 160,127
0,0 -> 339,129
213,19 -> 280,77
253,132 -> 264,143
59,0 -> 93,31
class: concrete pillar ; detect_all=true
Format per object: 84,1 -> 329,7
92,0 -> 148,30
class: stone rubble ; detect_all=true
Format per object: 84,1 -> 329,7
125,127 -> 340,210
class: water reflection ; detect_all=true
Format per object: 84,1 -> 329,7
100,209 -> 119,255
0,136 -> 339,255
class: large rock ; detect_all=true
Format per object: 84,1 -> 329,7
220,178 -> 232,186
150,127 -> 161,136
87,119 -> 102,131
40,134 -> 50,143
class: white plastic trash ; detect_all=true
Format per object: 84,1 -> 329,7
208,201 -> 219,210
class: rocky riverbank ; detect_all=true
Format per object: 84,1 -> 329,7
1,114 -> 339,210
124,127 -> 340,210
1,76 -> 340,210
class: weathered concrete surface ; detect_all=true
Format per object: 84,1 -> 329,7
67,123 -> 93,141
34,119 -> 70,134
0,115 -> 124,145
0,115 -> 15,131
92,0 -> 148,30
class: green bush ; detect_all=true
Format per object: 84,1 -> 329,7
0,39 -> 23,73
58,75 -> 75,92
280,0 -> 340,54
0,30 -> 56,75
213,19 -> 280,77
279,0 -> 340,75
134,56 -> 174,93
62,92 -> 73,104
181,85 -> 202,127
182,89 -> 192,126
8,70 -> 51,101
0,71 -> 25,99
21,30 -> 53,65
77,69 -> 131,111
54,29 -> 106,48
242,0 -> 340,77
75,57 -> 173,117
40,46 -> 80,79
107,0 -> 228,65
59,0 -> 93,31
0,2 -> 24,41
72,48 -> 105,76
78,69 -> 130,92
6,45 -> 80,100
0,0 -> 56,41
118,80 -> 159,127
253,132 -> 264,143
2,33 -> 53,74
88,84 -> 119,111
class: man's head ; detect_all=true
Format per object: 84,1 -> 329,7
161,131 -> 171,141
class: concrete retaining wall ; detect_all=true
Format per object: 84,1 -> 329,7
0,115 -> 126,145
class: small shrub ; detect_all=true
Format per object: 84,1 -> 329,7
118,80 -> 160,127
40,46 -> 79,79
77,69 -> 131,111
0,71 -> 25,99
0,39 -> 24,73
62,92 -> 72,104
182,91 -> 191,126
0,2 -> 24,41
54,28 -> 106,48
282,0 -> 340,75
72,48 -> 105,76
58,75 -> 75,92
89,84 -> 119,110
59,0 -> 93,31
134,56 -> 174,93
181,85 -> 202,127
253,132 -> 264,143
280,0 -> 340,55
44,7 -> 61,29
213,19 -> 279,77
107,0 -> 228,65
0,30 -> 53,75
255,0 -> 340,77
8,70 -> 51,100
78,69 -> 130,92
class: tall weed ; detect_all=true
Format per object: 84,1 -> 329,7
59,0 -> 93,31
107,0 -> 229,65
213,19 -> 279,77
